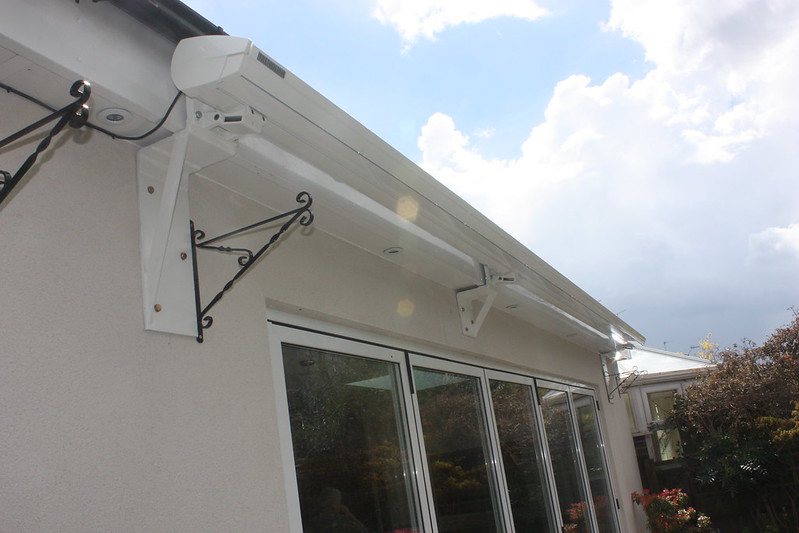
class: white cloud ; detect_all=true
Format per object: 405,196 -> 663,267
417,0 -> 799,348
607,0 -> 799,128
473,127 -> 496,139
748,224 -> 799,265
419,71 -> 691,238
371,0 -> 548,47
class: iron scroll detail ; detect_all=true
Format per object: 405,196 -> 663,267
0,80 -> 91,207
191,191 -> 314,343
606,366 -> 646,400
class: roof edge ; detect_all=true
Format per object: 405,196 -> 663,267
108,0 -> 225,43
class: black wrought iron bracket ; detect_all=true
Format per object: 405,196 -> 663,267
0,80 -> 91,207
606,366 -> 647,400
190,191 -> 314,343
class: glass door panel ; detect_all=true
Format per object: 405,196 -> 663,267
573,392 -> 620,533
274,320 -> 621,533
537,386 -> 591,533
489,378 -> 555,532
282,344 -> 421,533
413,367 -> 501,533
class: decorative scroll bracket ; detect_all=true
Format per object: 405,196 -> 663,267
456,266 -> 517,337
191,192 -> 314,343
1,80 -> 91,207
603,363 -> 647,401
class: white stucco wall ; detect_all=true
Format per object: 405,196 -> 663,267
0,90 -> 643,531
0,93 -> 288,532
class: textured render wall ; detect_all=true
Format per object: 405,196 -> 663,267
0,93 -> 289,532
0,91 -> 643,531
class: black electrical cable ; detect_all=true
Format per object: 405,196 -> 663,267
91,91 -> 182,140
0,82 -> 54,114
0,81 -> 182,142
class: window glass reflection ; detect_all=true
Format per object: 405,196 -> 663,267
647,390 -> 681,461
489,380 -> 555,532
283,344 -> 420,533
574,393 -> 620,533
414,368 -> 501,533
538,387 -> 591,533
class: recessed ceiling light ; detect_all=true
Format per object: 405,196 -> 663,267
98,107 -> 132,125
382,247 -> 403,255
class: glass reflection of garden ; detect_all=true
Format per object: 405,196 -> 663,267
539,387 -> 620,533
283,345 -> 419,533
539,387 -> 592,533
283,343 -> 624,533
414,368 -> 500,533
490,380 -> 554,532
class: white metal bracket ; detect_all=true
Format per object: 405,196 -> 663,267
456,266 -> 517,337
136,98 -> 237,337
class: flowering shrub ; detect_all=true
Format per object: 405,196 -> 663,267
562,496 -> 608,533
562,501 -> 589,532
631,488 -> 712,533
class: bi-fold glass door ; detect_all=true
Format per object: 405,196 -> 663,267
408,356 -> 562,533
277,328 -> 430,533
536,380 -> 620,533
485,371 -> 557,533
409,359 -> 506,532
273,323 -> 618,533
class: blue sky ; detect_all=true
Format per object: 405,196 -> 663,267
182,0 -> 799,354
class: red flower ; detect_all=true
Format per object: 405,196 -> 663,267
631,488 -> 712,533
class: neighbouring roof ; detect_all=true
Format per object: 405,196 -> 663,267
619,346 -> 715,382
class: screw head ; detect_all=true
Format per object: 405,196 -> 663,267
180,252 -> 188,260
154,304 -> 162,312
147,186 -> 155,194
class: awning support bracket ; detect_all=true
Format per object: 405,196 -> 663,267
456,266 -> 516,337
190,191 -> 314,343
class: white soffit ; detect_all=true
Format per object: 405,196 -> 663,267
0,0 -> 184,139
